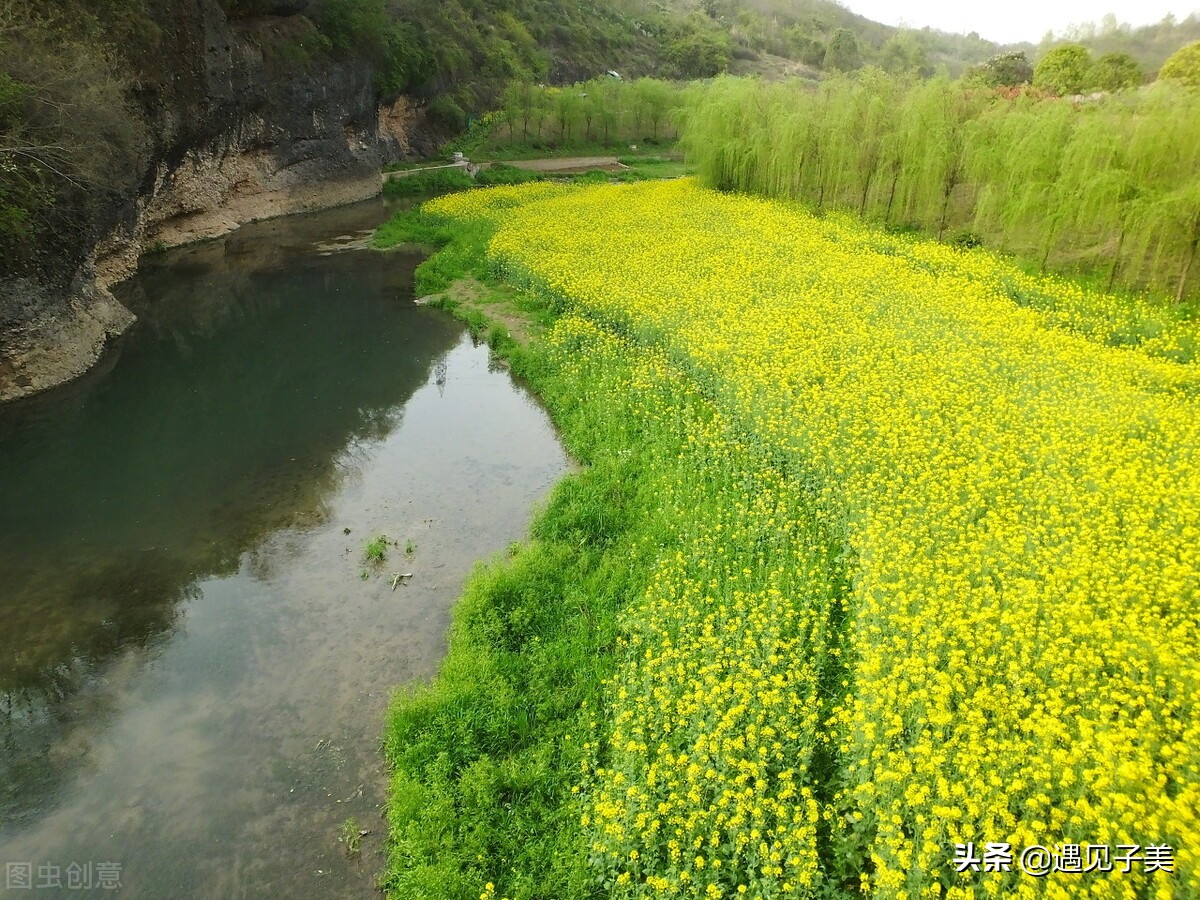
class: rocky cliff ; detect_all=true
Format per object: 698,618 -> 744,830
0,0 -> 434,402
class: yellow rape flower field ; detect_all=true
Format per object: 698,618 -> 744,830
415,180 -> 1200,899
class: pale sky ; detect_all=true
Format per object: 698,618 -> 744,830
842,1 -> 1199,45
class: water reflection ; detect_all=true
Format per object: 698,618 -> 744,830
0,206 -> 459,822
0,197 -> 570,898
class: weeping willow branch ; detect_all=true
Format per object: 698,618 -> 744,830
683,72 -> 1200,304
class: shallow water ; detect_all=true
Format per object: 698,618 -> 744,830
0,199 -> 571,897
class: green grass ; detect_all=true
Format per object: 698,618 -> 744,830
372,211 -> 454,250
474,164 -> 544,187
340,817 -> 364,857
382,168 -> 474,198
365,534 -> 390,564
377,203 -> 689,899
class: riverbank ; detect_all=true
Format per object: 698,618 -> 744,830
374,188 -> 841,898
0,0 -> 440,406
375,203 -> 614,897
0,198 -> 572,897
0,172 -> 395,404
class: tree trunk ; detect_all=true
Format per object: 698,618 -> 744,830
1107,227 -> 1126,292
938,186 -> 952,239
1040,215 -> 1061,272
938,159 -> 962,239
884,172 -> 899,224
1177,224 -> 1198,305
860,167 -> 874,217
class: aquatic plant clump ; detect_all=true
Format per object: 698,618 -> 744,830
364,534 -> 390,563
419,180 -> 1200,897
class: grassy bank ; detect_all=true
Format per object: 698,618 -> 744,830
377,189 -> 848,898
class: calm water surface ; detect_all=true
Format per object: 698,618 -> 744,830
0,199 -> 571,897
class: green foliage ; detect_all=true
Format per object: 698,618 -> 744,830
1033,43 -> 1093,95
427,94 -> 467,132
313,0 -> 433,95
474,164 -> 542,187
878,32 -> 930,76
364,534 -> 390,564
0,2 -> 148,258
1159,40 -> 1200,85
382,210 -> 699,899
314,0 -> 387,56
382,167 -> 474,198
1087,52 -> 1142,90
664,20 -> 732,78
682,72 -> 1200,303
823,28 -> 861,72
968,51 -> 1033,87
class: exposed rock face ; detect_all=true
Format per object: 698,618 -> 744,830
0,1 -> 434,403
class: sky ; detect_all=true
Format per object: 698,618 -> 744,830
842,1 -> 1199,44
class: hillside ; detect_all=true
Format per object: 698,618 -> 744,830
714,0 -> 1002,76
5,0 -> 1199,402
1036,12 -> 1200,74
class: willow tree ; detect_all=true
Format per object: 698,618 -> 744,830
591,77 -> 623,145
891,77 -> 983,236
853,71 -> 906,215
551,87 -> 583,144
1123,84 -> 1200,301
681,76 -> 762,192
987,96 -> 1074,265
679,70 -> 1200,302
634,78 -> 675,141
1055,104 -> 1139,286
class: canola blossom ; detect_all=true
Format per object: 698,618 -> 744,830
425,180 -> 1200,898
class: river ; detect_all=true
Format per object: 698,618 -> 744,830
0,198 -> 571,897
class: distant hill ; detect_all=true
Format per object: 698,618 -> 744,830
1032,12 -> 1200,74
704,0 -> 1004,76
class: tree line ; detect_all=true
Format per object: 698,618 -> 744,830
682,70 -> 1200,303
486,78 -> 689,150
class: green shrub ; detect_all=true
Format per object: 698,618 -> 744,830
428,94 -> 468,132
382,167 -> 473,198
474,164 -> 543,187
